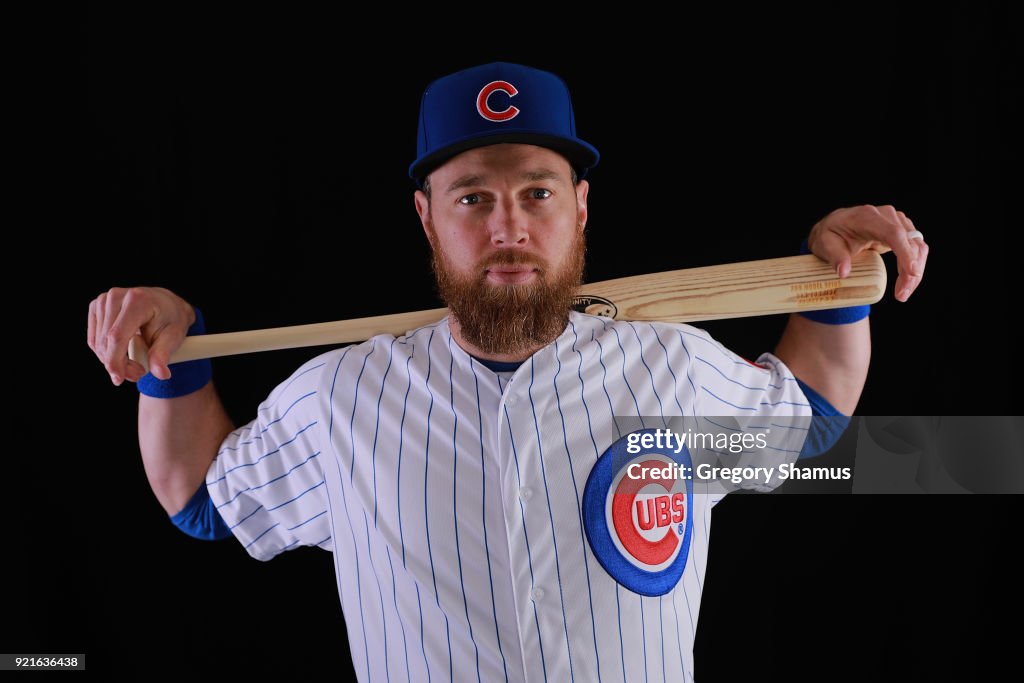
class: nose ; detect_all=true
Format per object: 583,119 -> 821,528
487,198 -> 529,247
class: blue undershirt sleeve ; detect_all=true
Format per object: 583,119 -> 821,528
169,482 -> 233,541
795,378 -> 851,459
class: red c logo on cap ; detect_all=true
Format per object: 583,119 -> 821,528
477,81 -> 520,122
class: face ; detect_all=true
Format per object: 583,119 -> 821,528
414,143 -> 590,357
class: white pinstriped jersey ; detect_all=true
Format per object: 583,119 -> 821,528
207,312 -> 811,682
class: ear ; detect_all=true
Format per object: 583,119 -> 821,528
414,190 -> 431,240
575,179 -> 590,233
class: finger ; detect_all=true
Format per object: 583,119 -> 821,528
877,205 -> 901,224
811,230 -> 855,279
892,211 -> 927,300
873,206 -> 919,290
95,293 -> 107,354
123,358 -> 148,383
895,240 -> 929,301
897,212 -> 925,275
95,293 -> 119,383
105,289 -> 154,384
894,273 -> 921,302
848,205 -> 902,254
915,238 -> 929,277
87,299 -> 98,353
101,288 -> 123,361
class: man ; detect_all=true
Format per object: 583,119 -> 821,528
88,62 -> 928,681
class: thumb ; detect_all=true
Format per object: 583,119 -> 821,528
146,327 -> 185,380
812,231 -> 855,279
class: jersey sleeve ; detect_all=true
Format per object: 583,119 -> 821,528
679,327 -> 812,496
205,356 -> 332,560
169,482 -> 233,540
795,377 -> 850,459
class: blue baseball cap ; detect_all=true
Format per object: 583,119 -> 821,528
409,62 -> 600,188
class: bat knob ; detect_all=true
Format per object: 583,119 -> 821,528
128,335 -> 151,376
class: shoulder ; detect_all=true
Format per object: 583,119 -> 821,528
258,318 -> 448,416
566,313 -> 779,378
291,316 -> 448,379
568,312 -> 723,350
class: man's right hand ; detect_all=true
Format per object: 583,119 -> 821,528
87,287 -> 195,386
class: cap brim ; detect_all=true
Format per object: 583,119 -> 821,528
409,131 -> 599,187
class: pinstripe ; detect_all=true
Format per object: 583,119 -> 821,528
609,326 -> 643,420
363,512 -> 391,683
528,357 -> 576,681
417,583 -> 431,683
470,361 -> 510,683
386,545 -> 412,683
554,328 -> 602,682
288,509 -> 327,530
349,343 -> 376,481
653,327 -> 699,658
672,588 -> 686,678
217,391 -> 315,455
627,323 -> 667,420
323,347 -> 354,614
590,329 -> 629,681
397,353 -> 413,560
209,421 -> 318,481
674,331 -> 700,418
659,596 -> 666,683
640,598 -> 648,683
329,348 -> 371,682
421,330 -> 454,682
263,480 -> 323,511
371,339 -> 397,525
448,336 -> 482,683
607,323 -> 653,682
259,362 -> 327,413
244,522 -> 278,549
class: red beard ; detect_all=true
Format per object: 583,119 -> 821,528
429,227 -> 586,357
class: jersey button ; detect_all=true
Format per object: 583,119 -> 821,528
519,486 -> 533,501
532,586 -> 545,602
506,394 -> 518,407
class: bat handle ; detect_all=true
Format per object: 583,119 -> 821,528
128,335 -> 152,376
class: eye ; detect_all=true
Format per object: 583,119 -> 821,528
531,188 -> 553,200
458,194 -> 481,205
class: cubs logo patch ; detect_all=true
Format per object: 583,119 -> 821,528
582,428 -> 693,596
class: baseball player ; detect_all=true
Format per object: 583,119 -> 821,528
87,62 -> 928,681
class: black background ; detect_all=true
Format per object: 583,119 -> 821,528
18,4 -> 1019,680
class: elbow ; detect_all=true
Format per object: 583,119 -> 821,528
147,471 -> 207,517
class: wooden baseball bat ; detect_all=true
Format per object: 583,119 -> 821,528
128,252 -> 885,371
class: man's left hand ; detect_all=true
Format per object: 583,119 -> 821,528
807,204 -> 929,302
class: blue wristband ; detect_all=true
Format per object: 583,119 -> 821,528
137,307 -> 213,398
797,239 -> 870,324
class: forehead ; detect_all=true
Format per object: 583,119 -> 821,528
429,144 -> 573,187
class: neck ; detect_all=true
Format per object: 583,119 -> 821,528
447,315 -> 558,363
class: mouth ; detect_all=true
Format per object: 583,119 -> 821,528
485,265 -> 539,285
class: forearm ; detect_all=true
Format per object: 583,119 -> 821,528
138,381 -> 234,516
773,314 -> 870,415
779,203 -> 930,413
